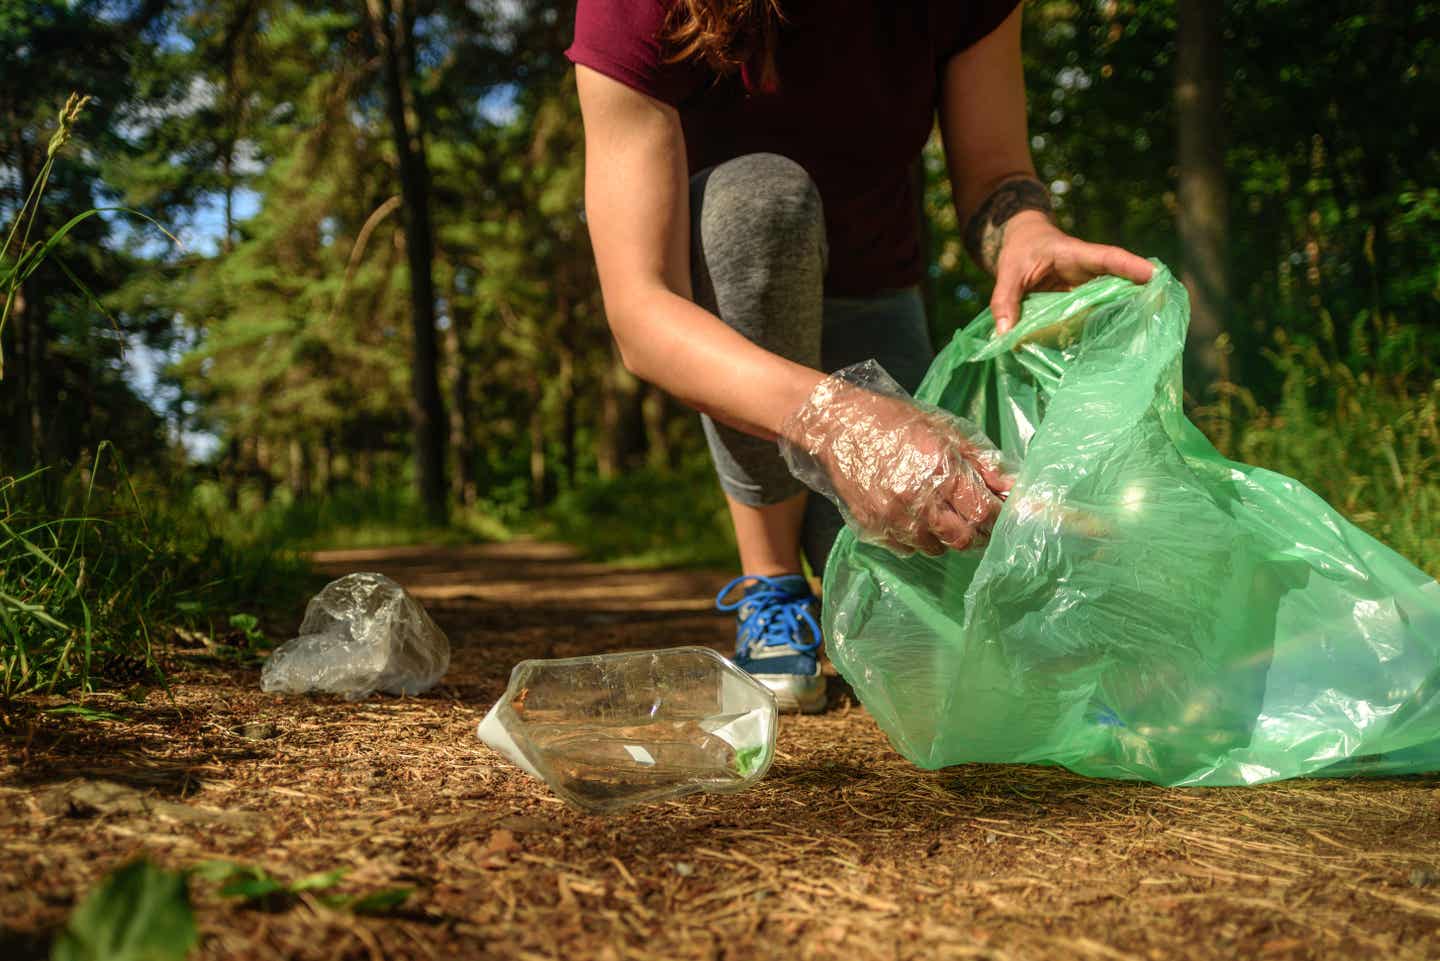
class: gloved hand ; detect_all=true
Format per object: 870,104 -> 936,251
779,361 -> 1013,556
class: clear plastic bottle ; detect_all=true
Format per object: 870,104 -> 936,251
477,646 -> 778,813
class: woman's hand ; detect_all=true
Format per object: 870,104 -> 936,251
780,362 -> 1013,557
989,211 -> 1154,334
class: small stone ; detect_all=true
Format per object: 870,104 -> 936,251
236,721 -> 278,740
497,814 -> 551,833
484,829 -> 520,856
985,831 -> 999,845
476,829 -> 520,869
1260,938 -> 1305,955
673,862 -> 694,877
1409,867 -> 1439,888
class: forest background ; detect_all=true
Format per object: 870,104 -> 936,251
2,0 -> 1437,696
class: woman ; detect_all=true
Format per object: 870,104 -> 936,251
569,0 -> 1152,712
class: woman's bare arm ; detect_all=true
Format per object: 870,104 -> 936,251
578,65 -> 1010,554
939,6 -> 1152,333
939,7 -> 1036,233
576,65 -> 822,441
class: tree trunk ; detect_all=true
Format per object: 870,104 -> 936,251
21,284 -> 51,466
12,143 -> 49,466
642,385 -> 671,471
255,436 -> 276,502
365,0 -> 448,524
288,436 -> 308,498
1176,0 -> 1230,398
597,371 -> 618,481
356,448 -> 374,489
222,146 -> 235,255
558,339 -> 577,491
315,433 -> 334,496
529,397 -> 547,507
224,438 -> 242,509
596,345 -> 646,479
444,302 -> 476,508
1360,2 -> 1397,327
563,385 -> 578,491
10,285 -> 35,466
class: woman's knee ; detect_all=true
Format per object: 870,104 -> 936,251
692,153 -> 824,259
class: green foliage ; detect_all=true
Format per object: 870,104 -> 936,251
227,613 -> 263,646
161,0 -> 415,465
41,703 -> 126,722
190,481 -> 508,552
0,448 -> 310,700
50,859 -> 196,961
1202,317 -> 1440,577
543,458 -> 737,569
926,3 -> 1440,378
193,861 -> 413,916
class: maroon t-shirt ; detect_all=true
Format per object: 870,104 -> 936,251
567,0 -> 1020,296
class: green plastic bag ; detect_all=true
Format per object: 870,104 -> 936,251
823,262 -> 1440,785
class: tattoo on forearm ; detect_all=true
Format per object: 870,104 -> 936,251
963,177 -> 1054,274
980,220 -> 1007,277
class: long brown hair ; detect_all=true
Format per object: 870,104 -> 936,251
664,0 -> 785,89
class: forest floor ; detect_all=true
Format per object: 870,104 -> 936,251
4,541 -> 1440,960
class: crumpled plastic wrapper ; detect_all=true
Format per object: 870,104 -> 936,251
779,359 -> 1011,556
260,572 -> 450,699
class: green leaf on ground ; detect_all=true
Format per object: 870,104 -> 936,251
227,613 -> 263,646
217,875 -> 287,900
42,704 -> 125,722
188,860 -> 245,883
194,860 -> 402,913
51,859 -> 196,961
327,887 -> 413,915
191,861 -> 286,900
287,869 -> 349,893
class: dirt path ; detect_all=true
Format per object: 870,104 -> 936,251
5,542 -> 1440,960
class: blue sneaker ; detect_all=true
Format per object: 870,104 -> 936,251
716,574 -> 827,714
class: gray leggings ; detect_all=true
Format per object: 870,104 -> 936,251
689,153 -> 934,576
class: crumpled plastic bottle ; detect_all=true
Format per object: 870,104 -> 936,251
477,646 -> 778,813
260,572 -> 450,700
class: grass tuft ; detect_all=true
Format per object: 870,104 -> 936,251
0,446 -> 311,701
541,458 -> 738,569
189,481 -> 510,552
1199,313 -> 1440,577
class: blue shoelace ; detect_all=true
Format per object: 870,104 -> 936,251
715,574 -> 823,655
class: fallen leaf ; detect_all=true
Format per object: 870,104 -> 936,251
496,815 -> 550,833
475,828 -> 521,867
1260,938 -> 1305,955
484,829 -> 519,855
51,859 -> 196,961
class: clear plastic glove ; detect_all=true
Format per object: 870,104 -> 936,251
779,360 -> 1013,556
